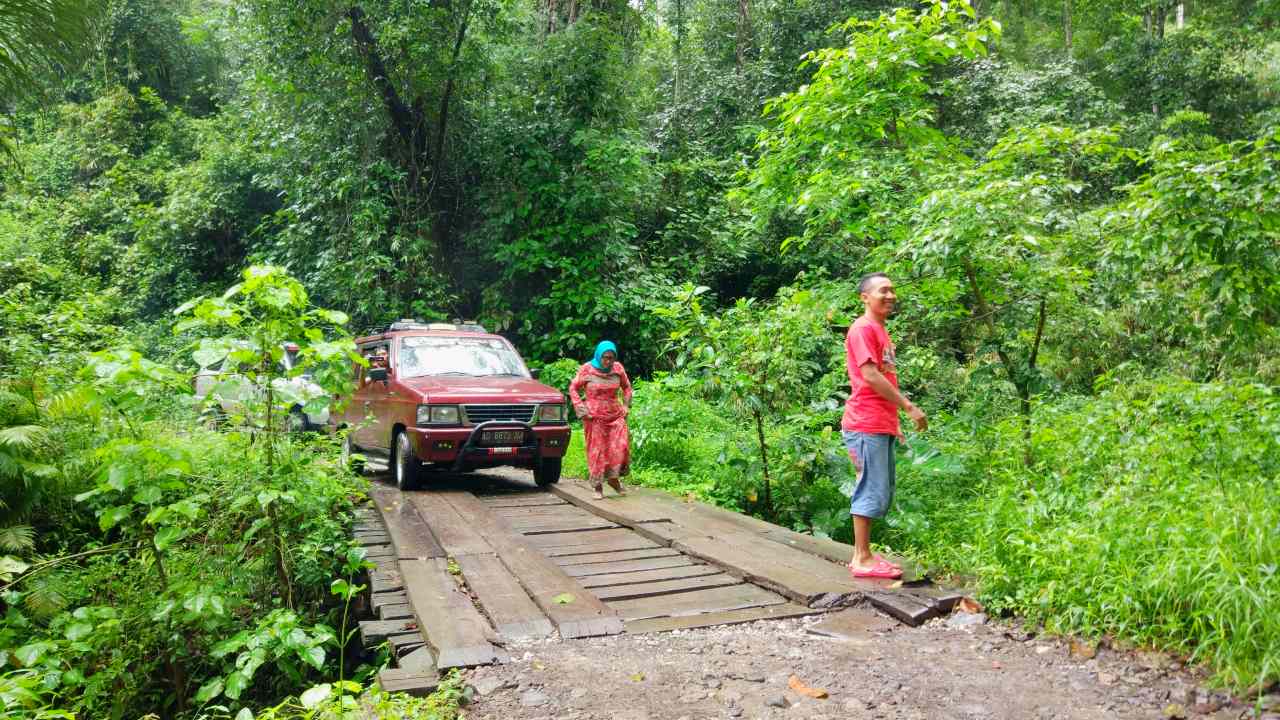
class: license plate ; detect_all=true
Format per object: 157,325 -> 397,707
481,430 -> 525,446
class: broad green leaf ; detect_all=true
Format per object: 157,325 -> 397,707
63,622 -> 93,642
300,683 -> 331,709
195,676 -> 224,703
154,526 -> 185,551
99,506 -> 131,532
224,670 -> 250,700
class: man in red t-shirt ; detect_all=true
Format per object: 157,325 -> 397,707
842,272 -> 927,579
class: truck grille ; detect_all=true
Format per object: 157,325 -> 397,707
463,404 -> 536,425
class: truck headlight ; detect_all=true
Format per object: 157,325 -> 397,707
538,403 -> 566,423
417,404 -> 460,426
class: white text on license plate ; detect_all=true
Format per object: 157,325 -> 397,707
483,430 -> 524,444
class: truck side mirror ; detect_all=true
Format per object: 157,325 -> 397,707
368,367 -> 389,382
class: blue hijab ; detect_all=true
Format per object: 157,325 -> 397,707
590,341 -> 618,371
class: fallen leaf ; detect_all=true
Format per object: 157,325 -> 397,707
956,596 -> 985,614
1163,703 -> 1187,719
787,675 -> 828,699
533,661 -> 545,670
630,673 -> 645,682
991,660 -> 1002,670
1069,639 -> 1097,659
552,593 -> 575,604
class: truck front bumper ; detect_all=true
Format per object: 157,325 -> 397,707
403,422 -> 571,468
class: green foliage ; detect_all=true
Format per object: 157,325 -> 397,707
737,0 -> 1000,253
3,0 -> 1280,705
924,378 -> 1280,691
1104,127 -> 1280,373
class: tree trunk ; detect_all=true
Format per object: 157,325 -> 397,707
735,0 -> 752,75
1176,1 -> 1184,29
432,0 -> 473,179
673,0 -> 684,107
1064,0 -> 1073,56
752,410 -> 772,518
347,6 -> 429,189
1022,298 -> 1047,465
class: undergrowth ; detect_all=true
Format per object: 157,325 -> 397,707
563,373 -> 1280,691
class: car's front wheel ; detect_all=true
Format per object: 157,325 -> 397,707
342,432 -> 364,474
534,457 -> 562,486
394,432 -> 422,491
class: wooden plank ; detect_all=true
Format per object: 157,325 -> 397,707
398,646 -> 436,673
492,505 -> 591,518
400,557 -> 506,668
511,518 -> 620,534
554,547 -> 682,566
370,570 -> 404,594
592,573 -> 742,602
364,545 -> 395,557
625,602 -> 820,634
378,602 -> 414,620
455,553 -> 554,640
564,556 -> 698,578
439,492 -> 623,639
550,482 -> 675,524
354,530 -> 391,541
673,535 -> 882,605
389,632 -> 426,658
865,590 -> 941,627
576,563 -> 722,587
479,495 -> 568,508
378,667 -> 438,696
371,591 -> 408,613
538,539 -> 662,559
359,618 -> 420,647
368,483 -> 446,560
525,528 -> 646,549
608,583 -> 788,621
406,493 -> 494,557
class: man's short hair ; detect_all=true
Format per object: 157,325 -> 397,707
857,272 -> 890,293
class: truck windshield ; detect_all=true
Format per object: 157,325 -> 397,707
398,336 -> 528,379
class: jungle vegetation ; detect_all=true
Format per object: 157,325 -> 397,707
1,0 -> 1278,716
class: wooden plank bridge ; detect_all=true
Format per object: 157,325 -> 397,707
352,471 -> 964,695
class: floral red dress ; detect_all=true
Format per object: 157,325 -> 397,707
568,362 -> 633,483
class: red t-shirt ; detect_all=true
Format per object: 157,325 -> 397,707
841,317 -> 900,435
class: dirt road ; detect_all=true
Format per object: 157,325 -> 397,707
462,609 -> 1256,720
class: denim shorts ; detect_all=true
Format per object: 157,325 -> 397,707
841,431 -> 897,519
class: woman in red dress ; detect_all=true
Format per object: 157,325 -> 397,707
568,341 -> 632,499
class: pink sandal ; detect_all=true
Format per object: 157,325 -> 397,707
874,554 -> 902,570
848,559 -> 902,579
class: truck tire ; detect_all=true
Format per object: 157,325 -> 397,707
394,432 -> 422,491
534,457 -> 562,486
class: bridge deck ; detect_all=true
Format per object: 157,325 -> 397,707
358,471 -> 956,696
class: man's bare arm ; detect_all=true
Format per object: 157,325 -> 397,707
859,362 -> 928,431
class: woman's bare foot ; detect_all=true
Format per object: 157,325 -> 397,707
606,477 -> 625,496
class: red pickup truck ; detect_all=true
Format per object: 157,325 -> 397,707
337,321 -> 571,489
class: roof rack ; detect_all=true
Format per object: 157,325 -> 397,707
386,319 -> 488,334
